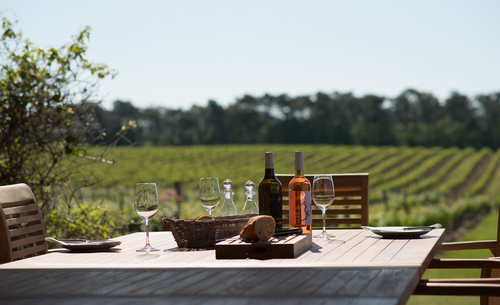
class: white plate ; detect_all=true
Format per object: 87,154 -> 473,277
362,226 -> 434,238
48,238 -> 121,251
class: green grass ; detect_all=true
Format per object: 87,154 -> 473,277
79,145 -> 500,228
74,145 -> 500,238
92,145 -> 500,201
407,210 -> 499,305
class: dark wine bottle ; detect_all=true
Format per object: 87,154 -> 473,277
288,151 -> 312,234
258,152 -> 283,231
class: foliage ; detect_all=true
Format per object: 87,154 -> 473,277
80,145 -> 500,236
369,148 -> 438,187
91,145 -> 500,196
466,149 -> 500,197
0,12 -> 132,238
435,147 -> 491,194
96,89 -> 500,150
404,147 -> 473,194
369,192 -> 495,229
45,202 -> 115,240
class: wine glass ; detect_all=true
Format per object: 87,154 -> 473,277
312,175 -> 335,239
199,177 -> 220,217
135,183 -> 160,252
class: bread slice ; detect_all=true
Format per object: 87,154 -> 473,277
240,215 -> 275,242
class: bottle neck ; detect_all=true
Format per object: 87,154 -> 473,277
294,168 -> 305,177
264,167 -> 276,177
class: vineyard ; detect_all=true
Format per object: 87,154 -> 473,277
88,145 -> 500,236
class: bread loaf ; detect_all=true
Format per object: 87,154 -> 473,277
240,215 -> 275,242
194,215 -> 214,221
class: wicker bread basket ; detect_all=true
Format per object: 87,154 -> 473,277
163,214 -> 256,249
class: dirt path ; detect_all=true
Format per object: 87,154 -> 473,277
444,210 -> 489,242
449,154 -> 492,200
421,154 -> 453,180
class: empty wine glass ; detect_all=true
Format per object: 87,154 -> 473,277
135,183 -> 160,252
199,177 -> 220,217
312,175 -> 335,239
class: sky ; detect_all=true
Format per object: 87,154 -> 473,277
2,1 -> 500,111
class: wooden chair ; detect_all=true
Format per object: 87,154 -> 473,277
414,210 -> 500,304
276,173 -> 369,229
0,183 -> 47,263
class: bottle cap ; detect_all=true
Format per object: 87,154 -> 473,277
265,152 -> 274,169
245,180 -> 255,193
294,151 -> 304,170
223,179 -> 233,191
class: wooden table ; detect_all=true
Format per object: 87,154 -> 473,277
0,229 -> 445,305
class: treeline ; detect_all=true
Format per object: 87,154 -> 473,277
95,89 -> 500,149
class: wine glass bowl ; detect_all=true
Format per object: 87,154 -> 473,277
312,175 -> 335,239
135,183 -> 160,252
199,177 -> 220,217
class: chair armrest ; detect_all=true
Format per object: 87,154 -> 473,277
422,278 -> 500,284
428,258 -> 500,269
415,279 -> 500,296
439,240 -> 497,252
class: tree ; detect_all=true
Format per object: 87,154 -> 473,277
226,95 -> 270,144
95,100 -> 140,145
0,13 -> 131,238
476,93 -> 500,149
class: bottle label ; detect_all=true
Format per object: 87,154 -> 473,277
289,191 -> 312,226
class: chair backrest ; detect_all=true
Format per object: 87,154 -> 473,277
0,183 -> 47,263
276,173 -> 369,229
495,211 -> 500,257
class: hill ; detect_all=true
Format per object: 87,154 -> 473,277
91,145 -> 500,234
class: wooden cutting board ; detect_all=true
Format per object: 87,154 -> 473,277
215,233 -> 312,259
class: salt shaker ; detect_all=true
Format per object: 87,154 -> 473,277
242,180 -> 258,215
220,179 -> 238,216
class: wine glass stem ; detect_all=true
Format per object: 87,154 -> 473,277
145,219 -> 151,247
322,209 -> 327,234
208,210 -> 212,217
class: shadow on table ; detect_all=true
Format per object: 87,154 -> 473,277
134,253 -> 160,260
